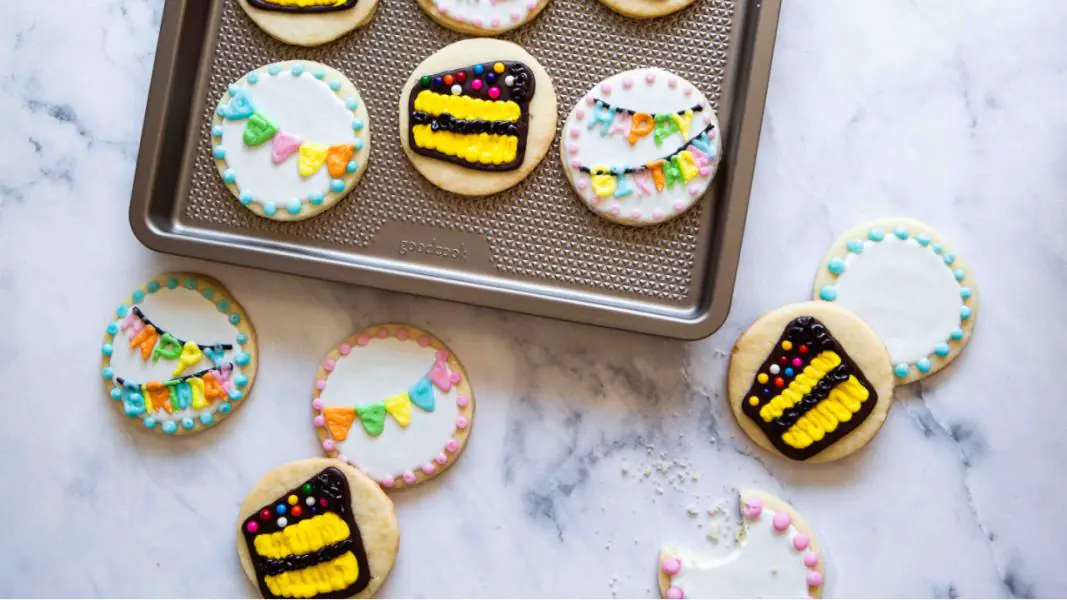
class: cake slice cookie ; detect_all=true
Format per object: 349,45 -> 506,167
237,0 -> 377,47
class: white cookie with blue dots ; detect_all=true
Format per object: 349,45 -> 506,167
813,218 -> 978,384
212,60 -> 371,221
100,273 -> 258,436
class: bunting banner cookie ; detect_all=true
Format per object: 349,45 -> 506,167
727,302 -> 894,462
561,68 -> 722,226
236,0 -> 377,47
416,0 -> 551,36
212,61 -> 371,221
813,218 -> 978,384
100,273 -> 258,435
312,324 -> 475,489
658,490 -> 826,599
237,458 -> 398,599
399,38 -> 557,196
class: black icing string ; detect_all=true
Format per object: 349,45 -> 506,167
576,123 -> 717,175
132,307 -> 233,351
411,111 -> 519,137
591,99 -> 705,117
114,364 -> 234,387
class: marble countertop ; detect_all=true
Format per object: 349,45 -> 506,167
2,0 -> 1065,597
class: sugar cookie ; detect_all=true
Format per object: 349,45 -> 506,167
312,324 -> 475,489
600,0 -> 696,19
398,39 -> 557,196
100,273 -> 258,436
237,458 -> 398,599
236,0 -> 377,47
416,0 -> 551,36
727,302 -> 894,462
560,68 -> 722,226
658,489 -> 826,598
212,61 -> 371,221
813,218 -> 978,384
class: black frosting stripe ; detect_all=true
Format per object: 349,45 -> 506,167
247,0 -> 358,13
768,364 -> 851,430
411,111 -> 519,137
256,539 -> 355,577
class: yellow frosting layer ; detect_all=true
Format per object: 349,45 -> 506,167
759,351 -> 842,422
264,0 -> 349,6
264,552 -> 360,598
780,375 -> 870,450
412,125 -> 518,166
253,513 -> 350,559
413,90 -> 521,122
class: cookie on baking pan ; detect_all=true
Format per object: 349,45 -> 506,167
237,458 -> 398,599
212,60 -> 370,221
312,323 -> 475,490
600,0 -> 696,19
100,273 -> 258,435
727,302 -> 894,462
813,218 -> 978,384
236,0 -> 377,47
658,489 -> 826,598
399,39 -> 557,196
416,0 -> 551,36
560,68 -> 722,226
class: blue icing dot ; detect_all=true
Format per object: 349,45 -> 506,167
915,233 -> 931,246
868,228 -> 885,242
960,287 -> 972,299
110,387 -> 123,400
354,138 -> 364,151
894,363 -> 909,378
184,277 -> 197,290
932,243 -> 943,254
235,352 -> 250,366
239,191 -> 254,205
351,118 -> 364,131
827,258 -> 846,275
143,417 -> 157,429
230,314 -> 241,325
162,421 -> 178,435
211,126 -> 223,138
346,98 -> 359,110
935,343 -> 950,357
346,161 -> 358,174
217,299 -> 230,312
313,69 -> 326,80
236,374 -> 249,388
473,64 -> 485,75
237,332 -> 248,344
263,202 -> 277,216
102,367 -> 113,379
181,417 -> 195,430
954,269 -> 965,281
132,290 -> 145,303
960,306 -> 972,320
228,84 -> 239,95
117,304 -> 129,318
202,288 -> 215,299
944,253 -> 956,265
147,280 -> 161,293
330,179 -> 345,193
329,80 -> 341,91
200,413 -> 215,426
248,72 -> 259,84
818,285 -> 837,301
213,146 -> 226,159
219,402 -> 233,414
268,64 -> 281,76
846,239 -> 864,253
107,323 -> 118,335
276,504 -> 287,514
286,198 -> 303,215
291,64 -> 305,76
228,388 -> 243,401
950,328 -> 965,341
784,367 -> 795,377
916,359 -> 932,373
166,277 -> 179,289
893,225 -> 909,240
309,193 -> 325,206
223,169 -> 237,184
102,343 -> 114,356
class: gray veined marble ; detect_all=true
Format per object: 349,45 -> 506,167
1,0 -> 1066,597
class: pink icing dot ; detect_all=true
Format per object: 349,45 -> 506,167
673,200 -> 686,212
438,4 -> 448,13
435,349 -> 450,361
661,557 -> 682,576
396,328 -> 409,341
793,533 -> 810,551
456,395 -> 469,407
666,587 -> 684,599
376,327 -> 389,339
456,416 -> 469,429
575,108 -> 585,120
491,17 -> 500,26
435,453 -> 448,465
380,476 -> 395,488
569,127 -> 580,139
570,159 -> 581,170
339,343 -> 352,355
806,571 -> 822,587
417,335 -> 430,347
323,359 -> 335,372
600,83 -> 612,95
688,184 -> 702,197
246,521 -> 258,533
773,512 -> 792,532
510,10 -> 521,20
313,415 -> 325,428
311,399 -> 324,410
567,143 -> 579,155
450,372 -> 462,384
645,72 -> 656,84
357,334 -> 370,346
622,77 -> 633,89
525,0 -> 536,9
742,497 -> 763,519
445,439 -> 460,452
651,210 -> 664,221
630,209 -> 642,220
610,205 -> 621,216
471,79 -> 483,91
402,471 -> 417,484
315,379 -> 327,391
473,16 -> 484,27
684,85 -> 694,97
803,551 -> 819,568
585,95 -> 596,106
322,439 -> 336,452
422,463 -> 437,475
668,77 -> 678,89
576,177 -> 589,190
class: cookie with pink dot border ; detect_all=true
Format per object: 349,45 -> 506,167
312,323 -> 475,490
658,489 -> 826,599
416,0 -> 552,36
560,67 -> 722,227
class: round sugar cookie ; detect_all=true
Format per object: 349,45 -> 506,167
236,0 -> 377,47
727,302 -> 894,463
658,489 -> 826,599
560,68 -> 722,226
212,61 -> 371,221
312,324 -> 475,490
813,218 -> 978,384
237,458 -> 398,599
398,39 -> 557,196
416,0 -> 551,35
600,0 -> 696,18
100,273 -> 258,436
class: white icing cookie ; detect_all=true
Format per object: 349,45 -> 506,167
416,0 -> 551,35
727,302 -> 894,463
813,218 -> 978,384
100,273 -> 258,436
560,68 -> 722,226
236,0 -> 378,47
658,490 -> 826,599
236,458 -> 398,599
312,324 -> 474,489
212,61 -> 371,221
398,39 -> 558,196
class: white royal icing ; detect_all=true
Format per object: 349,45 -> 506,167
319,338 -> 460,479
562,68 -> 722,225
665,508 -> 811,599
834,237 -> 961,364
432,0 -> 538,31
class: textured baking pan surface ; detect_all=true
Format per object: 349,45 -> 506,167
130,0 -> 780,339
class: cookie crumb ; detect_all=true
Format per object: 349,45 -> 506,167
706,522 -> 721,542
687,505 -> 700,516
621,460 -> 631,475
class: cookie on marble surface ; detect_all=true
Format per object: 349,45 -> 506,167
727,302 -> 894,462
212,61 -> 370,221
599,0 -> 696,19
100,273 -> 257,436
236,0 -> 377,47
312,323 -> 475,490
416,0 -> 551,36
398,39 -> 557,196
237,458 -> 398,599
658,489 -> 825,598
560,67 -> 722,226
813,217 -> 978,384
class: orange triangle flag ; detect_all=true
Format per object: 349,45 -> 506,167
323,407 -> 357,442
